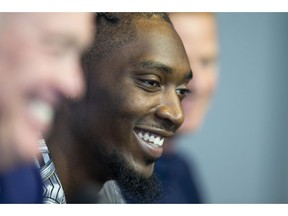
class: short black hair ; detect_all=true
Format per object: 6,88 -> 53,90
82,12 -> 172,66
73,12 -> 173,144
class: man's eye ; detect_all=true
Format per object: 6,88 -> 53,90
135,76 -> 162,93
176,88 -> 191,99
141,79 -> 161,88
200,58 -> 217,68
45,38 -> 74,58
201,59 -> 211,67
49,47 -> 67,57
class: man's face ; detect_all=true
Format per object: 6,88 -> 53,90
86,19 -> 192,178
0,13 -> 93,168
170,13 -> 218,134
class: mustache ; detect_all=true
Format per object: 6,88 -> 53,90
135,119 -> 177,133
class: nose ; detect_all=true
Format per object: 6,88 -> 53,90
54,57 -> 85,100
155,90 -> 184,131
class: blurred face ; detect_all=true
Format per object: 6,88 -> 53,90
86,19 -> 191,178
0,13 -> 93,169
170,13 -> 218,134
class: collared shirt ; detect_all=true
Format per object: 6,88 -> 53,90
99,180 -> 126,204
37,139 -> 126,204
37,139 -> 66,204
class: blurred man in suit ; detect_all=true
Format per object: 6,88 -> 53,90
0,13 -> 94,203
154,12 -> 219,203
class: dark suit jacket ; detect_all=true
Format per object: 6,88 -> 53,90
0,163 -> 43,203
155,152 -> 203,203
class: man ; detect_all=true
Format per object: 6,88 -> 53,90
46,12 -> 192,203
169,13 -> 218,134
154,12 -> 219,203
104,12 -> 219,204
0,13 -> 94,203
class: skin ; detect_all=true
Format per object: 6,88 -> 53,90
170,13 -> 218,135
0,13 -> 93,171
50,17 -> 192,201
94,13 -> 218,203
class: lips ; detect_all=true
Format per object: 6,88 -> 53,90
137,129 -> 164,147
133,128 -> 166,161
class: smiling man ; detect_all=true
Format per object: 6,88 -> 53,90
0,13 -> 93,170
0,13 -> 93,203
153,12 -> 219,203
47,12 -> 192,203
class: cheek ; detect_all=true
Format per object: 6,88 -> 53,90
197,67 -> 218,98
14,49 -> 56,87
182,96 -> 195,117
118,91 -> 154,119
205,72 -> 218,96
92,85 -> 144,128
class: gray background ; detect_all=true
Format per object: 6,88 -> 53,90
176,13 -> 288,203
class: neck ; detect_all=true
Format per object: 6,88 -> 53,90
46,112 -> 108,203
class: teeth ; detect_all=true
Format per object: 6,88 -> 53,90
158,138 -> 164,146
136,130 -> 165,147
154,137 -> 160,145
28,100 -> 54,129
143,133 -> 149,141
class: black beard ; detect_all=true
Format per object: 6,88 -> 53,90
108,151 -> 163,203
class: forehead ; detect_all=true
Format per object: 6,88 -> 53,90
40,13 -> 93,47
171,14 -> 218,55
42,13 -> 92,35
123,19 -> 190,74
7,13 -> 93,48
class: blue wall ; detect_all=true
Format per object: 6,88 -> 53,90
177,13 -> 288,203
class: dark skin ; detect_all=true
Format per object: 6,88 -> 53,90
48,18 -> 192,201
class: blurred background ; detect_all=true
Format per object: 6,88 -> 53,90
176,12 -> 288,203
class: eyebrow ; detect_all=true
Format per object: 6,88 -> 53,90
139,60 -> 193,81
139,60 -> 172,74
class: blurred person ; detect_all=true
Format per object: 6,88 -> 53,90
45,12 -> 192,203
0,13 -> 94,203
153,12 -> 219,203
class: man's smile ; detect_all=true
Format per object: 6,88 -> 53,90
135,128 -> 165,147
25,90 -> 62,135
133,127 -> 174,161
26,99 -> 54,134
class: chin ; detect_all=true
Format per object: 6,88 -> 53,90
133,162 -> 155,179
107,151 -> 162,203
108,150 -> 155,180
